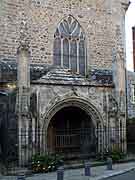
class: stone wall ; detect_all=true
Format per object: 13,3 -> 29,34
0,0 -> 129,70
0,0 -> 130,162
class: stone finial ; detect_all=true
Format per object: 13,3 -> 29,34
18,12 -> 30,53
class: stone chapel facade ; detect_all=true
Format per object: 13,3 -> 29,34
0,0 -> 129,164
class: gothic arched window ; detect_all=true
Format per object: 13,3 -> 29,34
53,15 -> 87,75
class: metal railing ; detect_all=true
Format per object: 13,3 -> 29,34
0,127 -> 126,174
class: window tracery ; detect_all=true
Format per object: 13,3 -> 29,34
53,15 -> 87,75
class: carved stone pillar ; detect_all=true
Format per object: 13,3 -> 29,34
17,41 -> 30,166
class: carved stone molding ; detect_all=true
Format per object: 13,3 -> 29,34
41,96 -> 104,131
88,87 -> 97,99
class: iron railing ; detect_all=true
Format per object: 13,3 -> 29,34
0,127 -> 126,174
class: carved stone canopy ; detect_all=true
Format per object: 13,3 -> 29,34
34,67 -> 87,85
34,67 -> 114,87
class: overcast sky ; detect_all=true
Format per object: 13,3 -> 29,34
126,0 -> 135,71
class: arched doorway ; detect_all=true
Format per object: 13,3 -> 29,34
47,106 -> 97,158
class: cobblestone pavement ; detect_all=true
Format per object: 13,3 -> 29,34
0,162 -> 135,180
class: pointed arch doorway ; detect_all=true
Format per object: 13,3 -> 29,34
47,105 -> 97,158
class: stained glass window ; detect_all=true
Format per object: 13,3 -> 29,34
53,15 -> 86,75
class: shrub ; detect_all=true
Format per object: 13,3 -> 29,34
31,153 -> 64,173
109,150 -> 124,162
96,149 -> 125,162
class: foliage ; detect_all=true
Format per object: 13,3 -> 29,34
127,118 -> 135,125
31,153 -> 64,173
109,150 -> 125,162
96,148 -> 125,162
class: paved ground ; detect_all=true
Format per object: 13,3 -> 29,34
0,162 -> 135,180
105,169 -> 135,180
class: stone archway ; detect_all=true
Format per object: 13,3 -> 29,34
47,106 -> 97,157
42,97 -> 104,156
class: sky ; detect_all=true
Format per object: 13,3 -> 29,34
126,0 -> 135,71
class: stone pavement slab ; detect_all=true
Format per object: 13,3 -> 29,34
0,162 -> 135,180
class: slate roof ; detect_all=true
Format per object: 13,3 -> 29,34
90,69 -> 113,85
0,60 -> 17,82
0,59 -> 51,82
34,67 -> 113,86
0,59 -> 113,86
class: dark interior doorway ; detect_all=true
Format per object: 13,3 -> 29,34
47,106 -> 96,158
